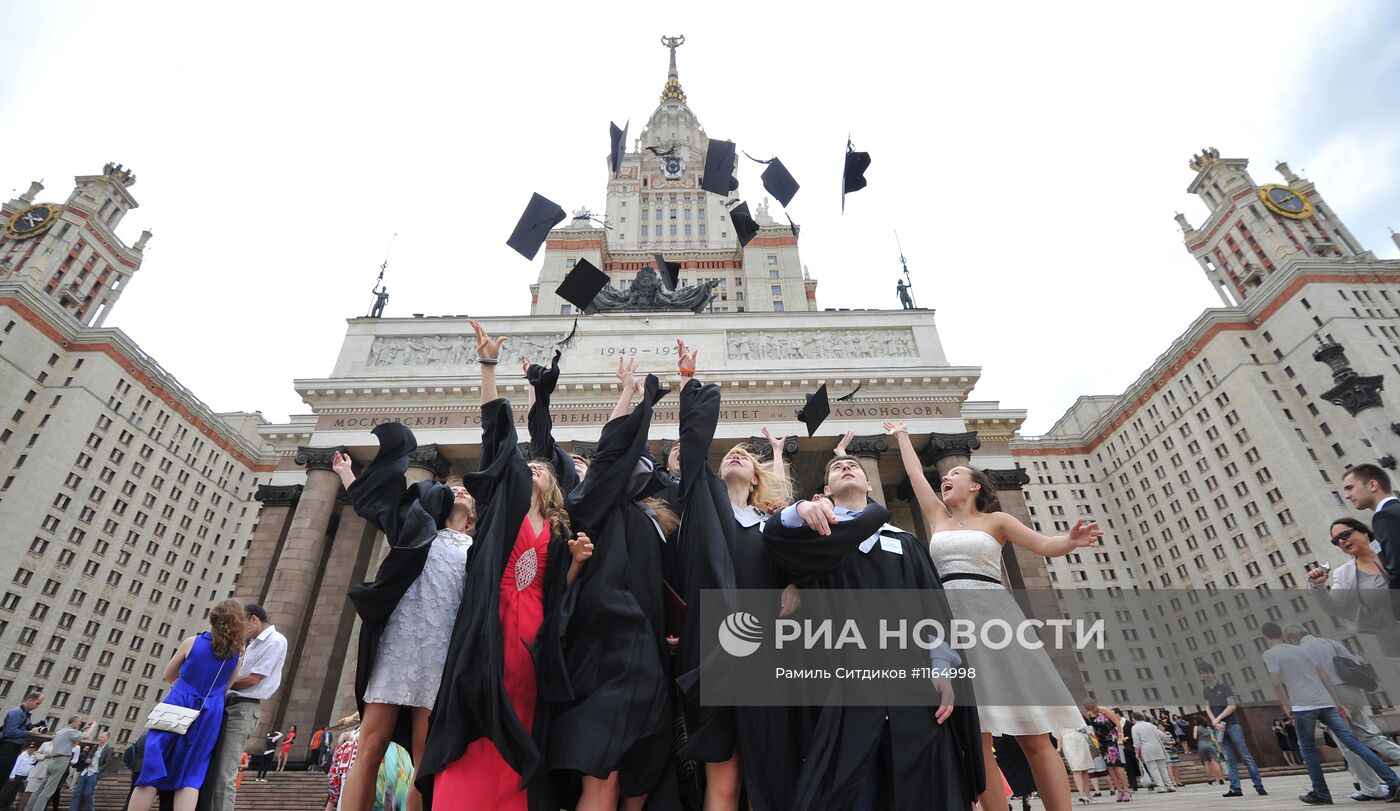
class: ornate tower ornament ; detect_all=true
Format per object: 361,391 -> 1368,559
1313,336 -> 1385,417
659,35 -> 687,104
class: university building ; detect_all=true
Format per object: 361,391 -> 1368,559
245,37 -> 1075,746
0,165 -> 276,743
1012,149 -> 1400,711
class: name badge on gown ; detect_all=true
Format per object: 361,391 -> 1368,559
860,525 -> 907,555
515,546 -> 539,591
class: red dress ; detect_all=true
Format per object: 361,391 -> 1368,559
435,517 -> 551,810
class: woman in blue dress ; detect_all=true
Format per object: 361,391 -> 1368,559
128,599 -> 245,811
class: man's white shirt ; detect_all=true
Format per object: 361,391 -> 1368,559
232,623 -> 288,700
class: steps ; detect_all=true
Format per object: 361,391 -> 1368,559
90,769 -> 329,810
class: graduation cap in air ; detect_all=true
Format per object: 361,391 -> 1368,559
609,120 -> 629,176
728,202 -> 760,247
842,138 -> 871,212
701,138 -> 739,196
796,384 -> 830,437
652,253 -> 681,291
743,153 -> 800,208
507,193 -> 567,260
555,258 -> 609,312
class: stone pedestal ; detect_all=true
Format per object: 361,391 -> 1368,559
923,431 -> 981,481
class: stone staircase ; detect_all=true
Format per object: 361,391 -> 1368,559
91,769 -> 329,810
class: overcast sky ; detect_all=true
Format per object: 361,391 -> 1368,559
4,1 -> 1398,434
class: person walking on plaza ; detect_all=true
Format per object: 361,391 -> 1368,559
1083,701 -> 1130,802
1262,621 -> 1400,804
199,603 -> 287,811
68,731 -> 111,811
24,717 -> 93,811
0,694 -> 43,789
1285,623 -> 1400,801
127,599 -> 246,811
0,743 -> 37,810
1342,463 -> 1400,618
1199,661 -> 1266,797
1129,713 -> 1173,795
1309,517 -> 1400,676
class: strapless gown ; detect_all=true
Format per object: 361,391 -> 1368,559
929,529 -> 1083,736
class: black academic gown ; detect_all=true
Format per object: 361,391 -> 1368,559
543,375 -> 673,800
345,422 -> 456,753
415,398 -> 571,810
526,353 -> 580,496
763,506 -> 985,811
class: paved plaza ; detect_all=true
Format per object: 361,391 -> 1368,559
1039,771 -> 1366,810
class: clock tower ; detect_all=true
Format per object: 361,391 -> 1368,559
530,37 -> 813,316
1174,147 -> 1368,306
0,163 -> 151,327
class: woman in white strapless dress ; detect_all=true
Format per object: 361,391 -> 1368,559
886,421 -> 1102,811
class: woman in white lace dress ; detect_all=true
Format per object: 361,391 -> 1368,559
333,454 -> 475,811
887,421 -> 1101,811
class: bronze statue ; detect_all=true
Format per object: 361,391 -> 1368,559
589,265 -> 718,314
370,285 -> 389,318
896,279 -> 914,310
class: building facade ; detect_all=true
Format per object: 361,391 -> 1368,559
1013,149 -> 1400,711
0,167 -> 275,744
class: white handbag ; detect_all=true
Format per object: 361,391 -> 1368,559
144,653 -> 230,735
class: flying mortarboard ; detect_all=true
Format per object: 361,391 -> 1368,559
652,253 -> 681,291
728,202 -> 760,247
796,384 -> 830,437
842,138 -> 871,213
743,153 -> 800,208
507,193 -> 567,260
555,258 -> 609,312
609,120 -> 629,176
700,138 -> 739,196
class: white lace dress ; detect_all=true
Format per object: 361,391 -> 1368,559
363,527 -> 472,709
929,529 -> 1083,736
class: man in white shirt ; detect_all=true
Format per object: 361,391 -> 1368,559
1263,621 -> 1400,804
201,603 -> 288,811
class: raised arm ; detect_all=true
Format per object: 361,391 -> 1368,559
610,357 -> 640,420
994,512 -> 1102,558
884,422 -> 944,530
470,319 -> 507,404
762,426 -> 788,491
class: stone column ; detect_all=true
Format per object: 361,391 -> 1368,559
1313,337 -> 1400,468
255,445 -> 345,742
407,443 -> 450,483
922,431 -> 982,481
236,484 -> 302,606
985,466 -> 1089,701
845,435 -> 888,507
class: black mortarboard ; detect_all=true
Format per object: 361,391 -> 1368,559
842,139 -> 871,212
760,158 -> 800,207
728,202 -> 760,247
796,384 -> 830,437
555,258 -> 608,312
609,120 -> 628,176
652,253 -> 681,291
507,193 -> 567,260
701,138 -> 739,196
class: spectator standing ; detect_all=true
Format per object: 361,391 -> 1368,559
121,735 -> 173,811
1198,662 -> 1266,797
1309,518 -> 1400,676
1170,715 -> 1190,754
1273,720 -> 1299,767
275,726 -> 296,772
1262,621 -> 1400,804
1286,623 -> 1400,801
1083,701 -> 1129,802
0,743 -> 37,810
325,729 -> 359,811
1193,719 -> 1224,785
1130,713 -> 1173,794
68,731 -> 111,811
255,732 -> 280,783
1119,712 -> 1145,791
308,728 -> 326,774
1158,722 -> 1183,787
23,717 -> 92,811
1342,463 -> 1400,615
0,695 -> 43,787
1057,726 -> 1097,803
200,603 -> 288,811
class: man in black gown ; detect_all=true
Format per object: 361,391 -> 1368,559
762,456 -> 984,811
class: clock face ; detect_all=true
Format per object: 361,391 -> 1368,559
663,156 -> 685,180
1258,185 -> 1314,220
3,204 -> 60,240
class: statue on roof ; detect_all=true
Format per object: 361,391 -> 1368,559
588,265 -> 717,314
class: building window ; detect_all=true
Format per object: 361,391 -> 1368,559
767,255 -> 778,265
773,301 -> 784,312
770,285 -> 782,297
560,305 -> 571,315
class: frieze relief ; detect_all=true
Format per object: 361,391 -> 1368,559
367,333 -> 567,368
725,329 -> 916,361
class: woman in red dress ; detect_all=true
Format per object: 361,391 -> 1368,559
419,321 -> 592,810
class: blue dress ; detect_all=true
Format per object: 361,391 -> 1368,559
137,632 -> 239,790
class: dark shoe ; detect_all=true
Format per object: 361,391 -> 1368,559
1258,786 -> 1269,796
1350,790 -> 1386,801
1386,782 -> 1400,802
1299,791 -> 1333,804
1223,789 -> 1244,797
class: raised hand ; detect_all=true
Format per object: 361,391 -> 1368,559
331,451 -> 353,476
521,356 -> 533,377
1069,517 -> 1103,547
762,426 -> 787,453
568,532 -> 595,564
795,498 -> 840,536
834,430 -> 856,456
616,357 -> 639,390
1307,566 -> 1330,587
469,319 -> 508,361
676,339 -> 699,374
882,421 -> 908,436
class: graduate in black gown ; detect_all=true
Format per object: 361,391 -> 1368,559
522,352 -> 584,494
669,340 -> 802,811
762,456 -> 985,811
543,358 -> 675,810
415,321 -> 584,810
